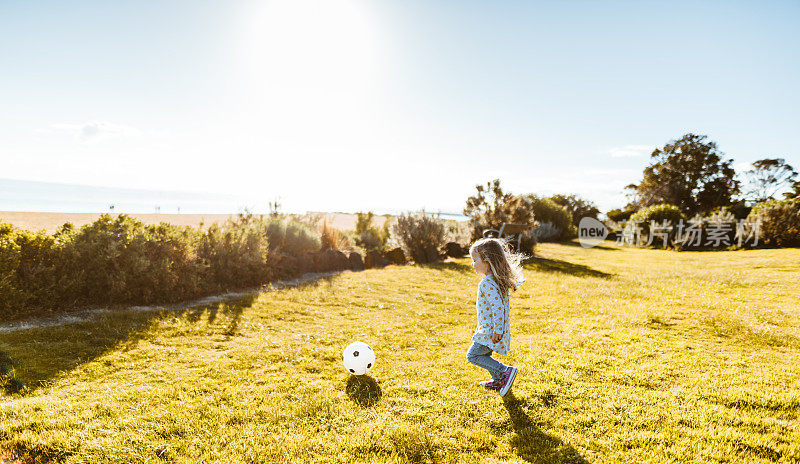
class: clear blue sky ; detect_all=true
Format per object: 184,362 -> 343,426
1,0 -> 798,214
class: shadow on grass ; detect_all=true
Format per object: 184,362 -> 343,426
346,375 -> 382,407
416,261 -> 472,273
0,350 -> 25,395
502,392 -> 588,463
555,240 -> 620,251
523,257 -> 614,279
0,293 -> 258,395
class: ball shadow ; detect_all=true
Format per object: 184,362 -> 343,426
345,375 -> 382,407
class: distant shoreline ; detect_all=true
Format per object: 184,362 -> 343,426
0,210 -> 466,234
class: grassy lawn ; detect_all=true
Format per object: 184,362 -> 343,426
1,241 -> 799,463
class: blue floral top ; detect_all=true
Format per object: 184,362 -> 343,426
472,274 -> 511,356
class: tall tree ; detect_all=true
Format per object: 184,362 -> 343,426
742,158 -> 797,203
549,194 -> 600,222
627,133 -> 739,216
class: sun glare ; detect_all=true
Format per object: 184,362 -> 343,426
240,0 -> 379,115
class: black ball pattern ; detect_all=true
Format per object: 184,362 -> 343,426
353,350 -> 359,357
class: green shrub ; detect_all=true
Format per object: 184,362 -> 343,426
392,212 -> 446,263
263,217 -> 320,255
0,212 -> 329,320
746,199 -> 800,248
264,218 -> 287,251
526,195 -> 574,241
54,215 -> 210,306
198,214 -> 272,291
282,221 -> 320,255
0,225 -> 29,316
353,212 -> 389,252
624,204 -> 686,248
711,202 -> 751,220
606,207 -> 637,222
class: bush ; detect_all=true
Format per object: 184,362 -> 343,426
263,217 -> 320,256
53,215 -> 211,306
392,212 -> 446,263
0,212 -> 313,320
320,220 -> 351,251
746,199 -> 800,248
282,221 -> 321,255
197,214 -> 273,292
711,201 -> 751,220
531,222 -> 561,242
525,195 -> 574,241
518,229 -> 538,255
353,212 -> 390,252
464,179 -> 534,242
606,207 -> 637,222
0,224 -> 34,316
624,204 -> 686,248
445,221 -> 472,248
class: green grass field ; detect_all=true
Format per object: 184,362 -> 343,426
1,241 -> 799,463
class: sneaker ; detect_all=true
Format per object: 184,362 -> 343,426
478,379 -> 501,391
498,366 -> 518,397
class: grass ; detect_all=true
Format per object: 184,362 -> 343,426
1,240 -> 799,463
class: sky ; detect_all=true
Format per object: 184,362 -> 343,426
1,0 -> 798,214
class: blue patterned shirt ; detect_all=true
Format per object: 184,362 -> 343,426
472,274 -> 511,356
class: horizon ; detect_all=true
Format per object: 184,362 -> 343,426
2,0 -> 798,214
0,177 -> 469,218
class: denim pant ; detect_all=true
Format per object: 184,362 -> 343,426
466,341 -> 507,381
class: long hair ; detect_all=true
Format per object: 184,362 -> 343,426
470,238 -> 526,300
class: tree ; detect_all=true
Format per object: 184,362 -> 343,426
742,158 -> 797,204
463,179 -> 534,241
785,180 -> 800,200
549,194 -> 600,222
627,133 -> 739,216
606,207 -> 636,222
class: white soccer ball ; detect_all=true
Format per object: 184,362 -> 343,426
343,341 -> 375,375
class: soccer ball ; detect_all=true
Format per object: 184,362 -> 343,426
343,341 -> 375,375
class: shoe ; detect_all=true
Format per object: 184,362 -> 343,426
478,379 -> 501,391
498,366 -> 518,397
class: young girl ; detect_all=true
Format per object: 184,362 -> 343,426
467,237 -> 526,396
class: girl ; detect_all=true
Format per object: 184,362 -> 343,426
467,237 -> 526,396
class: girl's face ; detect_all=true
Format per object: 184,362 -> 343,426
470,249 -> 491,276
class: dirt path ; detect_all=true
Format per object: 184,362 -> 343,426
0,270 -> 345,334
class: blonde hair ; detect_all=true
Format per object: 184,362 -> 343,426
469,238 -> 527,299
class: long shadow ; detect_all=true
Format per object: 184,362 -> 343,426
556,240 -> 620,251
0,293 -> 258,395
0,350 -> 25,394
416,261 -> 472,273
502,392 -> 589,463
523,257 -> 614,279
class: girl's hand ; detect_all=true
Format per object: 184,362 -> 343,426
491,333 -> 502,343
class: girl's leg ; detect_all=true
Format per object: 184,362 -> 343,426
466,341 -> 508,381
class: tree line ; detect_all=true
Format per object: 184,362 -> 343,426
609,133 -> 798,221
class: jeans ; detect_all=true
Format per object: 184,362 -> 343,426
466,341 -> 507,381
